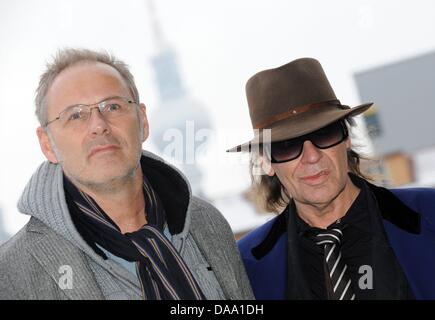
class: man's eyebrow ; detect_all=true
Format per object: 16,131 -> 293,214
61,95 -> 124,110
96,95 -> 124,103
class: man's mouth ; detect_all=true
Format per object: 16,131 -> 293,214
88,144 -> 119,158
300,170 -> 329,184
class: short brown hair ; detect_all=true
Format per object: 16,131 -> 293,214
35,48 -> 140,126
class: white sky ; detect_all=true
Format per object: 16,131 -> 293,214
1,0 -> 435,234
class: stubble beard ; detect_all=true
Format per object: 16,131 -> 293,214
48,115 -> 145,195
50,140 -> 143,196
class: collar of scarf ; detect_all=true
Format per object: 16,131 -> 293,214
64,174 -> 205,300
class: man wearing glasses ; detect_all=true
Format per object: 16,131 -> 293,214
228,58 -> 435,299
0,48 -> 253,300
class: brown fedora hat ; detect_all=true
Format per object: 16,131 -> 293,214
227,58 -> 373,152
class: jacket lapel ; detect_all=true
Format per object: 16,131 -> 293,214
379,188 -> 435,299
26,218 -> 103,300
366,182 -> 420,234
351,176 -> 435,298
355,180 -> 414,299
370,233 -> 413,299
285,203 -> 315,299
188,202 -> 250,300
250,206 -> 313,299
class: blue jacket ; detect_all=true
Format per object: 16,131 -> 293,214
238,181 -> 435,299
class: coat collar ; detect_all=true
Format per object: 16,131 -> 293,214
364,179 -> 421,234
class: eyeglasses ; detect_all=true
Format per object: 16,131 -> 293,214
266,120 -> 349,163
44,96 -> 138,128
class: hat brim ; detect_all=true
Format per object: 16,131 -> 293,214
226,102 -> 373,152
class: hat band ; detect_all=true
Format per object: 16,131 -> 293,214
253,100 -> 343,129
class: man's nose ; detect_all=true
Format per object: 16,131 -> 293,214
87,107 -> 110,136
300,140 -> 322,164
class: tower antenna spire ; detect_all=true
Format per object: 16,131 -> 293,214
146,0 -> 166,52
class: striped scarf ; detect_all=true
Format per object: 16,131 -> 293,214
64,175 -> 205,300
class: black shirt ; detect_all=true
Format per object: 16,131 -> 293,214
294,178 -> 375,299
270,174 -> 417,299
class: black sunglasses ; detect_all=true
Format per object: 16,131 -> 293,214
266,120 -> 349,163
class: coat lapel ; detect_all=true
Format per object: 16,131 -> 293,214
285,203 -> 315,299
370,233 -> 413,299
381,188 -> 435,299
188,202 -> 254,300
362,181 -> 415,299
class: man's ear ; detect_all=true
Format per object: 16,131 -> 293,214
139,103 -> 149,142
36,127 -> 59,164
345,136 -> 352,149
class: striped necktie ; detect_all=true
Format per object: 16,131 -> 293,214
316,226 -> 356,300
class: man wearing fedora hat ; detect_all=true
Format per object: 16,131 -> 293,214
229,58 -> 435,300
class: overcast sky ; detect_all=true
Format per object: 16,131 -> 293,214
1,0 -> 435,234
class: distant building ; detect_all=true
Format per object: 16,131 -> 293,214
146,0 -> 211,197
355,52 -> 435,187
355,52 -> 435,154
144,1 -> 267,233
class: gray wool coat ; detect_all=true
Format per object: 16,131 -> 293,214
0,151 -> 254,300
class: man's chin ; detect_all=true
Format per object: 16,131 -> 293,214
71,169 -> 135,192
301,188 -> 337,205
92,171 -> 133,184
88,154 -> 124,167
